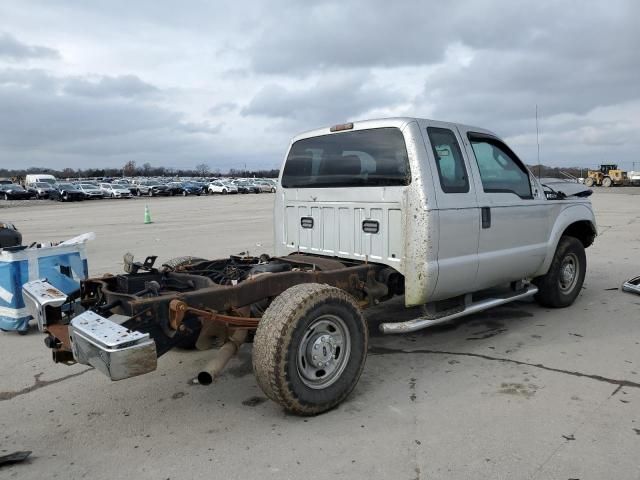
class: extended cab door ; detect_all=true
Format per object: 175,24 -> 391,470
457,127 -> 552,289
419,120 -> 480,300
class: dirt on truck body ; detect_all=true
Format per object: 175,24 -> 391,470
25,117 -> 596,415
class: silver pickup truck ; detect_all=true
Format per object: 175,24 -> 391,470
25,117 -> 596,415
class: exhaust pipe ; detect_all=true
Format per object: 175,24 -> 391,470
197,329 -> 247,385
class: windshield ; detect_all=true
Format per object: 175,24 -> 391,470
80,184 -> 97,189
35,183 -> 51,188
58,183 -> 76,189
281,127 -> 410,188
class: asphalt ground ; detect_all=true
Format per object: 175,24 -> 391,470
1,188 -> 639,480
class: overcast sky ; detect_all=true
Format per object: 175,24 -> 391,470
1,1 -> 639,171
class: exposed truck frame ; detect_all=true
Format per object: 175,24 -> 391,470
25,117 -> 596,415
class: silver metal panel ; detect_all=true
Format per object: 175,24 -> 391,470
321,207 -> 335,254
69,311 -> 157,381
387,209 -> 402,259
338,207 -> 352,255
71,310 -> 147,348
282,200 -> 403,265
22,279 -> 67,332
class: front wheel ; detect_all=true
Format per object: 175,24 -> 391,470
182,190 -> 187,197
533,236 -> 586,308
252,283 -> 368,416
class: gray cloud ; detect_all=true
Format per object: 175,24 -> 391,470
0,68 -> 222,168
241,74 -> 406,126
0,1 -> 639,170
63,75 -> 158,99
0,32 -> 59,61
208,102 -> 237,115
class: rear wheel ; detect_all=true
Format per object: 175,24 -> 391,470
602,176 -> 612,187
252,283 -> 368,416
533,236 -> 586,308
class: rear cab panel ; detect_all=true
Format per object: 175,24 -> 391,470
274,118 -> 439,306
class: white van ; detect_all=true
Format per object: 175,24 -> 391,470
25,174 -> 57,186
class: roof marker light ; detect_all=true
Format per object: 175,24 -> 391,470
330,122 -> 354,132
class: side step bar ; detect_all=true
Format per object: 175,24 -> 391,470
380,285 -> 538,334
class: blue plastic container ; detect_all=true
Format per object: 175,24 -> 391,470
0,237 -> 90,332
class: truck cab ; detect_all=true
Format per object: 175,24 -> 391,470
275,117 -> 596,307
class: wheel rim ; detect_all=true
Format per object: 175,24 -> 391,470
558,252 -> 579,293
297,314 -> 351,389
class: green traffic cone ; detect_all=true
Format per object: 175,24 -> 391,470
144,204 -> 152,224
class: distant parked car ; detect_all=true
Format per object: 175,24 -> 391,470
235,181 -> 259,194
0,221 -> 21,248
255,180 -> 276,193
76,183 -> 104,199
166,182 -> 188,196
100,183 -> 133,199
27,182 -> 56,199
183,181 -> 206,195
208,181 -> 238,195
135,181 -> 170,197
0,184 -> 36,200
50,183 -> 84,202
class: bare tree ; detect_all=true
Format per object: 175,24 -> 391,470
195,163 -> 210,177
123,160 -> 136,177
61,167 -> 76,179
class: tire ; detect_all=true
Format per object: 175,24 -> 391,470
584,177 -> 594,187
602,176 -> 612,187
4,194 -> 8,201
533,236 -> 586,308
148,190 -> 153,197
222,189 -> 227,195
252,283 -> 368,416
271,187 -> 276,193
182,191 -> 187,197
63,193 -> 69,201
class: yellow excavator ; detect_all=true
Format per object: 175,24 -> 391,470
584,164 -> 627,187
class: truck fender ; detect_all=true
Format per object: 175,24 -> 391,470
532,204 -> 597,278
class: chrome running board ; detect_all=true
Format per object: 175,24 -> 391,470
380,285 -> 538,334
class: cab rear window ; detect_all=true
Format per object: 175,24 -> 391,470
281,127 -> 410,188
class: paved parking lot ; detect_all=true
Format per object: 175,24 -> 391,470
1,189 -> 639,479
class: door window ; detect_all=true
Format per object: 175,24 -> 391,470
468,135 -> 532,199
427,127 -> 469,193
